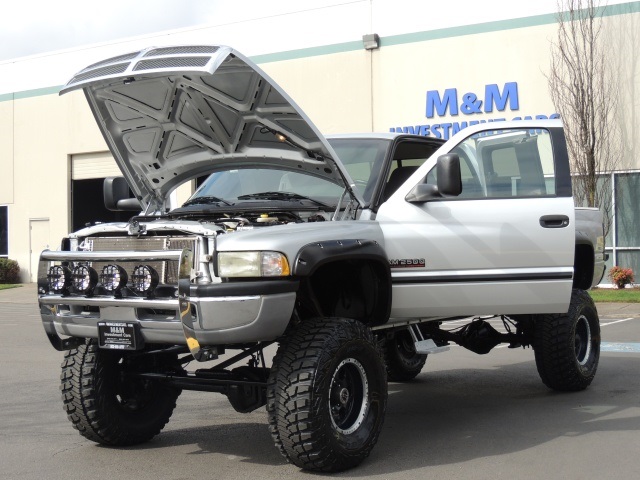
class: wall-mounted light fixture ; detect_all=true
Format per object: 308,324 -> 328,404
362,33 -> 380,50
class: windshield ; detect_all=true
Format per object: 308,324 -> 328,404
186,168 -> 344,206
183,138 -> 391,207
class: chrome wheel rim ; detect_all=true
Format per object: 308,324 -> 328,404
575,314 -> 592,366
328,358 -> 369,435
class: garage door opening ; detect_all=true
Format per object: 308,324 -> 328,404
71,152 -> 133,232
71,178 -> 131,232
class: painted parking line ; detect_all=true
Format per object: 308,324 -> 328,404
601,342 -> 640,353
495,341 -> 640,352
600,318 -> 635,327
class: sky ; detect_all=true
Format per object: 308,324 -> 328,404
3,0 -> 634,63
0,0 -> 330,62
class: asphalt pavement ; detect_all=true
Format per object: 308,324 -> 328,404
1,284 -> 639,480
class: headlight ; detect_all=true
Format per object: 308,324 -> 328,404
217,251 -> 290,277
72,265 -> 98,294
47,265 -> 71,293
131,265 -> 159,295
100,264 -> 128,293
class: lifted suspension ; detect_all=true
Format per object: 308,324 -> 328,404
420,316 -> 532,354
126,342 -> 273,413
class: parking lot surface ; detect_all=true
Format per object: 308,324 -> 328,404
1,284 -> 639,480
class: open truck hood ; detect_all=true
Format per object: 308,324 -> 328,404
61,45 -> 362,214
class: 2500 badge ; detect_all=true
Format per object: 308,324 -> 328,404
389,258 -> 425,268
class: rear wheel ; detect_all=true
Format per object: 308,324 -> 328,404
382,329 -> 427,381
533,289 -> 600,391
267,317 -> 387,472
60,340 -> 182,445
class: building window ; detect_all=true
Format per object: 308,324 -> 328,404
609,172 -> 640,276
0,206 -> 7,257
581,171 -> 640,284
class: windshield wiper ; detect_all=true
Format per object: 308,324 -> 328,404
182,195 -> 233,207
237,191 -> 331,208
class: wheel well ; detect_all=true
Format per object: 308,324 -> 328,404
296,260 -> 391,326
574,243 -> 595,290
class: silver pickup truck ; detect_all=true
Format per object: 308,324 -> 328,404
38,45 -> 606,472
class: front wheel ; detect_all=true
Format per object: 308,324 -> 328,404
60,340 -> 182,445
267,318 -> 387,472
533,289 -> 600,391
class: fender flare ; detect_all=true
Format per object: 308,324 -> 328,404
293,239 -> 389,276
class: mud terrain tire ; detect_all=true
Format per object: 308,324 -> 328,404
533,289 -> 600,391
60,340 -> 181,445
267,318 -> 387,472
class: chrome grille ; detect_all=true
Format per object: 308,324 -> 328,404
143,46 -> 219,57
83,52 -> 139,71
133,57 -> 210,71
87,236 -> 195,285
69,63 -> 129,84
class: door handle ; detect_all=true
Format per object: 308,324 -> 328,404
539,215 -> 570,228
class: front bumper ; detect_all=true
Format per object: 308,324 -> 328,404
38,249 -> 297,360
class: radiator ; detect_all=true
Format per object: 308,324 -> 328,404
87,236 -> 195,285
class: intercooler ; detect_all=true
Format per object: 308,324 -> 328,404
87,236 -> 195,285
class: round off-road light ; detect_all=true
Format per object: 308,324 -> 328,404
100,264 -> 128,292
131,265 -> 159,295
47,265 -> 71,293
72,265 -> 98,294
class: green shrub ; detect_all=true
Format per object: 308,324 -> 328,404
608,266 -> 635,289
0,258 -> 20,284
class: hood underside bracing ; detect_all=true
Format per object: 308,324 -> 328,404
61,45 -> 362,214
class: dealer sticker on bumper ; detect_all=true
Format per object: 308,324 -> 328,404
98,322 -> 144,351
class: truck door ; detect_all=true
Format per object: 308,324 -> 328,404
377,122 -> 575,319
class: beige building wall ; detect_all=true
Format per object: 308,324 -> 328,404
605,10 -> 640,171
11,94 -> 68,279
262,50 -> 373,134
64,90 -> 109,152
374,23 -> 559,131
0,101 -> 15,205
5,91 -> 113,279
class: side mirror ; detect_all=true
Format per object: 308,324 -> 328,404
436,153 -> 462,196
406,153 -> 462,203
103,177 -> 141,211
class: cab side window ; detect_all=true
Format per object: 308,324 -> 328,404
427,128 -> 555,199
383,141 -> 439,201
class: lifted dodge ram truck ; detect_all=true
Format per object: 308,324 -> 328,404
38,45 -> 606,472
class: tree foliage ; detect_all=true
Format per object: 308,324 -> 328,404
547,0 -> 619,236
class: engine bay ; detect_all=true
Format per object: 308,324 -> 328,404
200,210 -> 329,232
